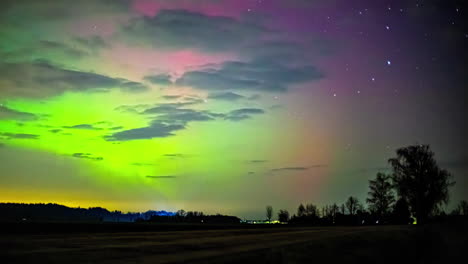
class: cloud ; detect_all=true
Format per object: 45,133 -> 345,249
176,60 -> 323,92
142,103 -> 218,124
0,133 -> 39,139
74,35 -> 109,51
249,160 -> 268,163
224,108 -> 265,121
144,103 -> 264,123
271,165 -> 327,172
141,99 -> 204,116
120,81 -> 149,93
163,153 -> 189,159
270,104 -> 284,110
106,122 -> 185,141
162,95 -> 182,100
131,162 -> 155,166
71,153 -> 104,161
38,40 -> 88,58
49,129 -> 62,133
146,175 -> 177,179
120,9 -> 268,52
144,74 -> 173,85
0,0 -> 129,22
114,104 -> 151,113
271,167 -> 309,172
63,124 -> 102,130
208,92 -> 245,101
0,106 -> 37,121
0,61 -> 148,98
248,94 -> 261,100
109,104 -> 266,141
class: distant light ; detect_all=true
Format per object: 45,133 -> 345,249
387,60 -> 391,65
386,26 -> 390,30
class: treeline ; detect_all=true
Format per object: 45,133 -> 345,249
0,203 -> 240,224
138,210 -> 241,224
0,203 -> 174,222
274,197 -> 417,226
271,145 -> 468,225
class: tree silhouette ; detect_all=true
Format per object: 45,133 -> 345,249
266,205 -> 273,222
305,203 -> 319,217
367,172 -> 395,219
389,144 -> 455,224
340,204 -> 346,215
297,203 -> 306,217
330,203 -> 339,218
278,209 -> 289,223
345,196 -> 361,216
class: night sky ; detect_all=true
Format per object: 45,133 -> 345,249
0,0 -> 466,218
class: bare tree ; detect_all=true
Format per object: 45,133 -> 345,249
305,203 -> 319,217
389,144 -> 455,224
367,172 -> 395,218
297,203 -> 306,217
346,196 -> 361,215
266,205 -> 273,222
330,203 -> 339,220
278,209 -> 290,223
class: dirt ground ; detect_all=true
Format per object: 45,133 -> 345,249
1,224 -> 466,264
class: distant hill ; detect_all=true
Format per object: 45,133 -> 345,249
0,203 -> 174,222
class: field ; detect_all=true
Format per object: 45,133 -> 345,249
1,223 -> 466,264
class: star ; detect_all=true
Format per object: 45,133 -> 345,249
386,26 -> 390,30
371,77 -> 375,81
387,60 -> 391,66
333,93 -> 337,97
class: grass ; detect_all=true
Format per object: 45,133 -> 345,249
1,223 -> 466,264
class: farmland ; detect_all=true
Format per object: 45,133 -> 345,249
1,223 -> 465,263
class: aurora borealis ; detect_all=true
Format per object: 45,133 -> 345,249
0,0 -> 466,218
